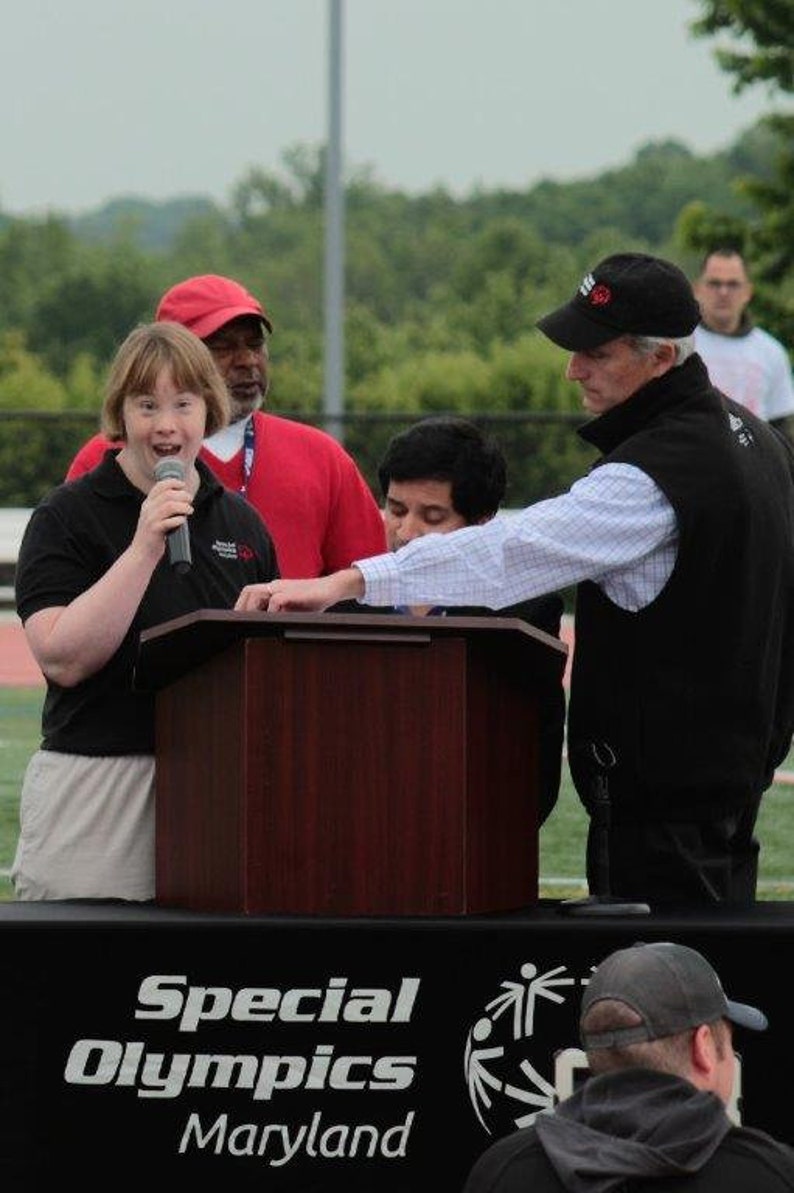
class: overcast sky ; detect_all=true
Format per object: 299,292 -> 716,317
0,0 -> 784,216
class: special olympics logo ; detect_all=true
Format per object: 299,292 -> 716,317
463,960 -> 588,1136
588,284 -> 612,306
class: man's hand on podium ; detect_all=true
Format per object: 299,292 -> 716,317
235,567 -> 365,613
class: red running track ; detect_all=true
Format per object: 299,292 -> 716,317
0,621 -> 43,687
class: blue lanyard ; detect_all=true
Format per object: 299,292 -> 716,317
241,417 -> 255,497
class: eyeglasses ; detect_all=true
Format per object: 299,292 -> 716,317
702,279 -> 745,291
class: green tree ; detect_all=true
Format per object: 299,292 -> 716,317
29,250 -> 158,377
678,1 -> 794,340
0,331 -> 66,410
0,330 -> 86,505
0,216 -> 77,329
691,1 -> 794,91
64,352 -> 104,413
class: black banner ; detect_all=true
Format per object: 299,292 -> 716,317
1,901 -> 790,1190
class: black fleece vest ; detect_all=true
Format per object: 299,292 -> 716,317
568,355 -> 794,821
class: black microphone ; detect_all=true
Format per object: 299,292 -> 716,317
153,458 -> 192,574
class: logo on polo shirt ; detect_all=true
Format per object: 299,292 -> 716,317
211,540 -> 256,561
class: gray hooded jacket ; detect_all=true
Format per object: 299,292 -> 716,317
462,1069 -> 794,1193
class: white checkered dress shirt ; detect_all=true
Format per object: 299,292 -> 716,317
357,463 -> 676,613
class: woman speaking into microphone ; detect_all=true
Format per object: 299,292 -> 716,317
12,322 -> 279,902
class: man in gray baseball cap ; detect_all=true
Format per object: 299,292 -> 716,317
580,940 -> 768,1048
463,941 -> 794,1193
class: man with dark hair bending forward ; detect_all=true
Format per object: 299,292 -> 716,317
356,415 -> 566,824
236,253 -> 794,909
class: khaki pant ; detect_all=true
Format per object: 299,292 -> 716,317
12,751 -> 155,901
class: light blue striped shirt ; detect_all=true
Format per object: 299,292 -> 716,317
356,463 -> 677,614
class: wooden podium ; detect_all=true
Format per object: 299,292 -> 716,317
137,610 -> 567,916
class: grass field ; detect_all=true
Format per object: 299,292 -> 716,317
540,755 -> 794,901
2,684 -> 794,902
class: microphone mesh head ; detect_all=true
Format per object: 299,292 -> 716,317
153,458 -> 185,482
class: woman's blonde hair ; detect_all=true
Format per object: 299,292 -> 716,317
102,322 -> 230,440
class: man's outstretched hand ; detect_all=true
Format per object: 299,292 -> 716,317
235,567 -> 365,613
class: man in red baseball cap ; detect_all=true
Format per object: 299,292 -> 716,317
66,275 -> 386,577
157,274 -> 274,339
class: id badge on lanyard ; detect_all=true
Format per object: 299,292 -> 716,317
241,416 -> 255,498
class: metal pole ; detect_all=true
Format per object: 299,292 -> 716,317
323,0 -> 345,441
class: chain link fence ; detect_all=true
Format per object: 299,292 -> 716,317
0,409 -> 596,510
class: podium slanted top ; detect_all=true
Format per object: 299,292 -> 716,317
135,608 -> 567,693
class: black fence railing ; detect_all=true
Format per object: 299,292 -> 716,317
0,409 -> 596,510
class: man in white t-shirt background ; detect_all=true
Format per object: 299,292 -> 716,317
694,248 -> 794,445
